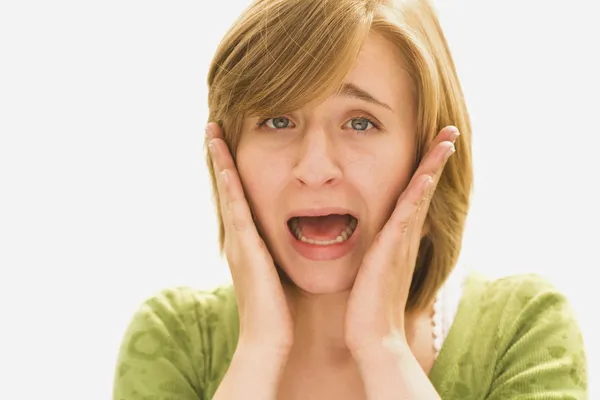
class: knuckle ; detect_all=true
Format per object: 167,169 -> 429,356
231,215 -> 247,232
391,208 -> 415,235
397,219 -> 411,234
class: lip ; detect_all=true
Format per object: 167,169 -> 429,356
285,207 -> 360,262
285,206 -> 359,221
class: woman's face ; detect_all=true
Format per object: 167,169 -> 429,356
236,32 -> 417,293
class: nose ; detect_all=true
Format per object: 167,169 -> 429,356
292,128 -> 342,188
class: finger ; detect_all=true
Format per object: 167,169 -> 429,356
206,125 -> 264,252
417,126 -> 459,177
417,139 -> 455,193
370,126 -> 459,243
370,141 -> 454,263
406,126 -> 458,204
387,173 -> 435,239
400,141 -> 454,249
357,174 -> 434,313
363,127 -> 457,240
414,128 -> 458,213
205,121 -> 223,141
403,135 -> 458,260
410,125 -> 459,197
355,128 -> 459,309
424,125 -> 459,155
437,125 -> 460,144
398,138 -> 454,211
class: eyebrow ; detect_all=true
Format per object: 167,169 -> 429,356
336,83 -> 392,111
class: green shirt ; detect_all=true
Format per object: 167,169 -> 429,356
113,271 -> 588,399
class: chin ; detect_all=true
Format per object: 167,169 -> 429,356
276,257 -> 359,294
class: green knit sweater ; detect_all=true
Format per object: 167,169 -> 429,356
113,271 -> 588,399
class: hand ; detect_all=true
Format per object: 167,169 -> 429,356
344,126 -> 459,357
206,122 -> 294,355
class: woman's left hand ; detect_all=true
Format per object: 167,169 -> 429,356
344,126 -> 459,358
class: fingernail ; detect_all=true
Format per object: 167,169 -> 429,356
205,124 -> 214,140
208,139 -> 216,155
448,128 -> 460,143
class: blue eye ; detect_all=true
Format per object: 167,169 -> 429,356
345,117 -> 378,134
256,115 -> 380,134
257,117 -> 294,129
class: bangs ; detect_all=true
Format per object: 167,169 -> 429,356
208,0 -> 377,120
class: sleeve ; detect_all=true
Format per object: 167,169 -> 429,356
485,275 -> 588,399
112,287 -> 206,400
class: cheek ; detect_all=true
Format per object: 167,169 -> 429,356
346,146 -> 414,226
236,147 -> 290,220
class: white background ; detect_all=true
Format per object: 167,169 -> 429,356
0,0 -> 598,399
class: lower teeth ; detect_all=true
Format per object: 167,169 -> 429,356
298,235 -> 345,246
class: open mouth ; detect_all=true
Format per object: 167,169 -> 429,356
287,214 -> 358,246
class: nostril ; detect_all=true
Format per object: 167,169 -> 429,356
292,157 -> 343,188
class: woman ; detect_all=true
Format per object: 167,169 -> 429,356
113,0 -> 588,398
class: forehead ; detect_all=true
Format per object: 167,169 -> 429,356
240,31 -> 415,126
343,32 -> 414,114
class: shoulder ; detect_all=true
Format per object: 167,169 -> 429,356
464,272 -> 581,337
123,284 -> 238,352
438,270 -> 588,398
465,269 -> 562,299
139,284 -> 238,330
459,271 -> 573,318
485,271 -> 562,301
460,271 -> 585,356
113,284 -> 238,399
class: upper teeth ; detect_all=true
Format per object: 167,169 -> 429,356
290,217 -> 358,246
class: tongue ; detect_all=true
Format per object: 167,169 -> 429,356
296,214 -> 349,241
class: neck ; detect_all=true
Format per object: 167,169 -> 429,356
282,281 -> 435,364
283,283 -> 352,362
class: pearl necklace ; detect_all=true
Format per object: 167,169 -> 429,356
431,265 -> 468,359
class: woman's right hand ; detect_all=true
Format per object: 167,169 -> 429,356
206,122 -> 295,356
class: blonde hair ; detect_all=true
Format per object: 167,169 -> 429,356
205,0 -> 473,311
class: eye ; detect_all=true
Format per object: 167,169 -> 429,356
257,117 -> 295,130
345,116 -> 379,134
256,115 -> 380,134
